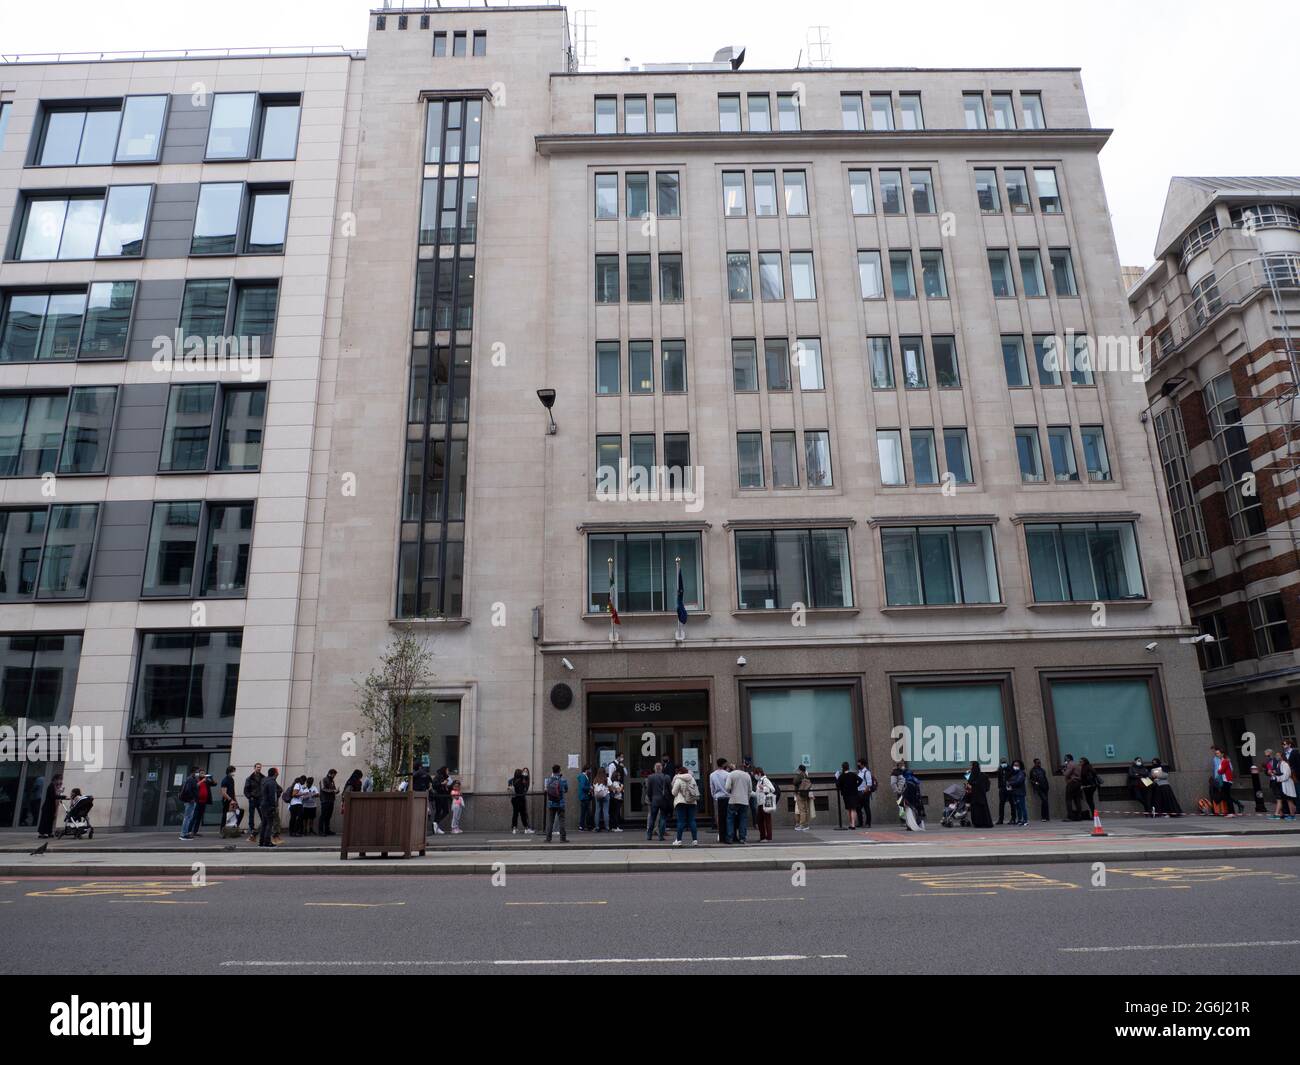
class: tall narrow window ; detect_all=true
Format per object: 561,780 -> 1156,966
962,93 -> 987,129
868,337 -> 894,389
1015,427 -> 1044,482
1021,93 -> 1045,129
1047,426 -> 1079,482
858,251 -> 885,299
849,170 -> 875,215
719,95 -> 741,132
870,94 -> 894,131
841,93 -> 865,131
879,170 -> 904,214
738,432 -> 765,489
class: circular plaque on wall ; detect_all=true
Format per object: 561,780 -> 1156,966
550,683 -> 574,710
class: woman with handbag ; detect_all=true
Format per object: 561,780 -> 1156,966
793,764 -> 815,831
754,767 -> 777,841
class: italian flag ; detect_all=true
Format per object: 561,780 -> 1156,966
608,567 -> 621,625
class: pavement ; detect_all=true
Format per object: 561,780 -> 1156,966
4,856 -> 1300,974
3,810 -> 1299,876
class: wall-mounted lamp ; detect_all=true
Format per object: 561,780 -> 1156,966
536,388 -> 557,435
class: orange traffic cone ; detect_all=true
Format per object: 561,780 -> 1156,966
1090,808 -> 1108,837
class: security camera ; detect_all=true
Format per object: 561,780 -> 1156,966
1145,642 -> 1159,652
736,656 -> 747,667
1193,633 -> 1216,645
561,657 -> 575,671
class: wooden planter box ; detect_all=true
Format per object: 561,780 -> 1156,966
339,789 -> 427,859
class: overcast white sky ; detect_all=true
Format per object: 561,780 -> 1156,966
3,0 -> 1297,264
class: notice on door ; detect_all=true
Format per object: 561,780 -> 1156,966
682,747 -> 700,780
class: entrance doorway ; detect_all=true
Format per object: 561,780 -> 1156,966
129,751 -> 230,830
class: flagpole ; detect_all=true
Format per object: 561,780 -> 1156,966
607,555 -> 617,644
674,555 -> 686,643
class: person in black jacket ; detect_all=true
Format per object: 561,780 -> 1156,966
996,760 -> 1013,824
243,763 -> 265,838
431,767 -> 451,835
1029,758 -> 1050,821
1127,758 -> 1154,816
259,768 -> 282,847
509,768 -> 533,834
968,763 -> 993,828
1080,758 -> 1101,816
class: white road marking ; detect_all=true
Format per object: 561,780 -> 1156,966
1062,939 -> 1300,953
702,897 -> 806,903
304,901 -> 406,908
504,900 -> 606,907
222,953 -> 848,968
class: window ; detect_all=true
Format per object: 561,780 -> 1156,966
595,173 -> 618,219
664,434 -> 691,486
1034,168 -> 1062,213
629,435 -> 655,489
910,169 -> 935,213
882,525 -> 999,606
629,341 -> 654,395
433,32 -> 446,56
473,31 -> 487,57
878,430 -> 906,485
790,252 -> 816,300
1044,677 -> 1161,766
659,254 -> 684,302
1005,168 -> 1032,212
1025,522 -> 1145,601
0,632 -> 81,729
758,252 -> 784,301
595,435 -> 621,486
1191,273 -> 1223,327
722,171 -> 747,216
1015,427 -> 1044,482
627,254 -> 652,303
867,93 -> 890,130
783,171 -> 809,216
738,432 -> 765,489
1050,249 -> 1078,296
206,93 -> 300,161
772,432 -> 799,488
879,170 -> 904,214
1001,336 -> 1030,388
595,255 -> 620,303
159,384 -> 266,473
795,338 -> 824,390
900,336 -> 927,389
975,168 -> 1001,212
595,97 -> 617,134
777,93 -> 800,131
890,251 -> 916,299
899,93 -> 924,130
747,94 -> 771,132
130,631 -> 242,737
0,282 -> 135,362
178,279 -> 278,354
656,172 -> 680,218
587,531 -> 703,614
0,504 -> 97,600
1069,336 -> 1094,386
142,500 -> 253,598
1250,594 -> 1293,657
727,252 -> 752,301
625,96 -> 648,134
1020,249 -> 1047,297
805,430 -> 833,487
920,250 -> 948,298
0,387 -> 117,477
932,336 -> 960,387
1047,426 -> 1079,482
990,92 -> 1016,129
1204,373 -> 1266,539
453,32 -> 467,57
896,681 -> 1010,769
963,93 -> 987,129
849,170 -> 875,215
654,95 -> 677,133
36,96 -> 168,166
944,428 -> 974,484
732,339 -> 759,392
911,429 -> 939,485
735,528 -> 852,609
16,188 -> 150,261
1153,407 -> 1209,563
858,251 -> 885,299
753,171 -> 779,216
719,95 -> 742,132
191,183 -> 289,256
1032,335 -> 1064,387
662,340 -> 687,393
596,341 -> 620,395
1080,425 -> 1112,482
868,337 -> 894,389
1021,92 -> 1046,130
841,93 -> 865,131
0,102 -> 9,151
191,183 -> 242,254
1195,613 -> 1232,670
748,686 -> 857,775
626,172 -> 649,218
988,250 -> 1014,297
764,339 -> 791,391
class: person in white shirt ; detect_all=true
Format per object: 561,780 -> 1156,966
709,758 -> 731,843
725,763 -> 753,843
856,758 -> 874,829
753,768 -> 776,841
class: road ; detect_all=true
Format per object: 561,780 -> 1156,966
3,857 -> 1298,974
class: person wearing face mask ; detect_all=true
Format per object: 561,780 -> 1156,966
995,759 -> 1013,825
1029,758 -> 1051,822
1128,757 -> 1154,816
1007,760 -> 1028,826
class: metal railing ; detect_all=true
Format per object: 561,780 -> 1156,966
0,46 -> 353,64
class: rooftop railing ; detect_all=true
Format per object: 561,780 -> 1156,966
0,45 -> 354,64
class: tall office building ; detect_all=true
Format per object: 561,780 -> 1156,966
0,6 -> 1213,831
1131,177 -> 1300,759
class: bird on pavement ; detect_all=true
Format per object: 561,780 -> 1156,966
30,842 -> 47,856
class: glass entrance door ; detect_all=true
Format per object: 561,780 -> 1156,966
130,751 -> 230,829
590,726 -> 710,820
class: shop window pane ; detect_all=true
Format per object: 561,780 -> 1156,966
749,687 -> 855,774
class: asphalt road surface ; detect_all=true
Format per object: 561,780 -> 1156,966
4,857 -> 1299,975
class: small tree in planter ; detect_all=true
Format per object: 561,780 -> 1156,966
355,630 -> 438,792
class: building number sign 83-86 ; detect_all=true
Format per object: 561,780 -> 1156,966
633,702 -> 663,714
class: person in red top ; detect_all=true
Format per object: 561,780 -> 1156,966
1219,755 -> 1236,818
194,771 -> 214,836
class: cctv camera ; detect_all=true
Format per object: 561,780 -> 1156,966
736,656 -> 747,667
561,657 -> 575,671
1194,633 -> 1215,645
1145,642 -> 1159,652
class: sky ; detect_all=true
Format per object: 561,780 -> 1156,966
3,0 -> 1297,265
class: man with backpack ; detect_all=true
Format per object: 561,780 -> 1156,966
258,768 -> 283,848
179,766 -> 201,840
856,758 -> 875,828
577,765 -> 593,831
544,765 -> 568,842
243,763 -> 265,839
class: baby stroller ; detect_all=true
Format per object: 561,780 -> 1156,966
940,781 -> 971,828
55,794 -> 94,840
